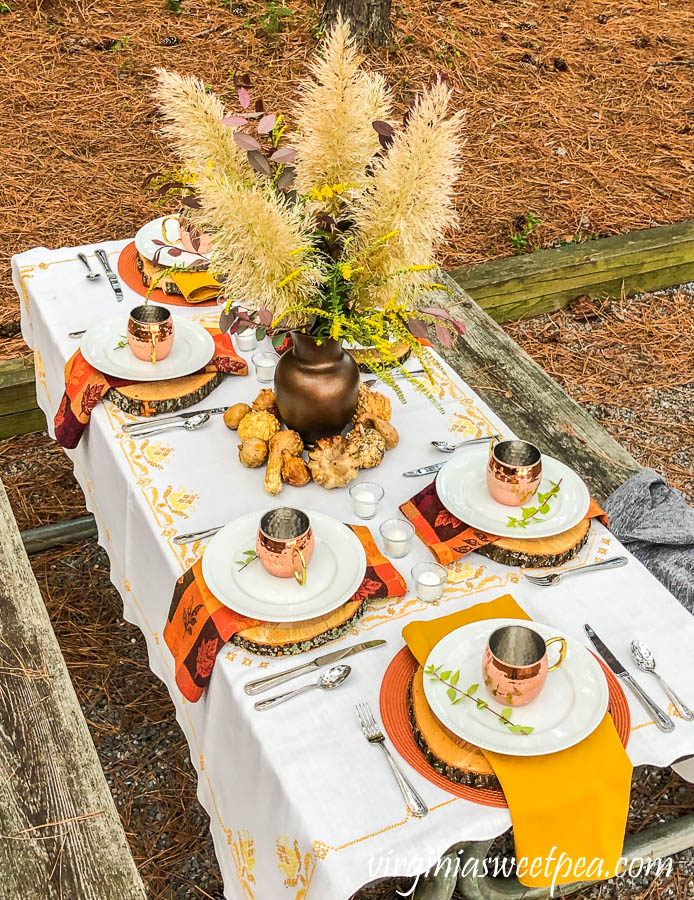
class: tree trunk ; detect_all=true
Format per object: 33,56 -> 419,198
322,0 -> 392,45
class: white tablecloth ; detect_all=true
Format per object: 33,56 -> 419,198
13,239 -> 694,900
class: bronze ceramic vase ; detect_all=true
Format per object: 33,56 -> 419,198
274,332 -> 360,443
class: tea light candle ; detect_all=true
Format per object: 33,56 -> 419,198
252,351 -> 279,383
349,482 -> 384,520
379,518 -> 415,559
412,562 -> 447,604
236,329 -> 257,352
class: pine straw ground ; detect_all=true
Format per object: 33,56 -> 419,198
2,0 -> 694,354
2,288 -> 693,900
2,0 -> 694,897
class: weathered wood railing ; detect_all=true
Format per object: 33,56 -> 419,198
0,477 -> 146,899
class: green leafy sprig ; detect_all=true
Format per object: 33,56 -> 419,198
507,478 -> 563,529
425,664 -> 534,735
235,549 -> 258,571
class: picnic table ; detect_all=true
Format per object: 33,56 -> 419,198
10,239 -> 694,900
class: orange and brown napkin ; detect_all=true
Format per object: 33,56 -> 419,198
400,479 -> 608,565
403,595 -> 632,887
165,525 -> 406,702
54,327 -> 247,449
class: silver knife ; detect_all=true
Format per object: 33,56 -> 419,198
584,624 -> 674,732
94,249 -> 123,301
122,407 -> 227,433
244,640 -> 387,695
403,462 -> 445,477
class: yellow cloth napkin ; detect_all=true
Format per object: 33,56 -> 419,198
168,269 -> 222,304
403,595 -> 632,888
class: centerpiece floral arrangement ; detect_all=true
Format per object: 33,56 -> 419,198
152,17 -> 465,440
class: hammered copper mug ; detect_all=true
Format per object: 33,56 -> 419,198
256,508 -> 314,586
127,305 -> 175,364
482,624 -> 567,706
486,437 -> 542,506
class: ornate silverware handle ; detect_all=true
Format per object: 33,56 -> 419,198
655,674 -> 694,721
173,526 -> 222,545
94,249 -> 114,274
254,683 -> 317,711
245,662 -> 315,696
378,743 -> 428,817
622,673 -> 674,732
129,422 -> 184,439
566,557 -> 628,578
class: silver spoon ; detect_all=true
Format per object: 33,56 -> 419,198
630,640 -> 694,721
77,252 -> 100,281
254,664 -> 351,711
431,433 -> 501,453
129,411 -> 210,439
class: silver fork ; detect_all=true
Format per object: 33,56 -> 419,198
522,556 -> 628,587
355,702 -> 428,818
363,368 -> 426,388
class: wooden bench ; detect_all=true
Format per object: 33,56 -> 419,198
0,477 -> 147,899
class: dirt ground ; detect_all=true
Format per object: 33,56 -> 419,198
2,0 -> 694,356
2,0 -> 694,897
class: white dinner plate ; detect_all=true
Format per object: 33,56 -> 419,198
134,215 -> 209,269
81,315 -> 215,382
201,510 -> 367,623
423,618 -> 609,756
436,444 -> 590,539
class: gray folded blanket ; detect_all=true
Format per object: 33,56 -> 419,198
605,468 -> 694,612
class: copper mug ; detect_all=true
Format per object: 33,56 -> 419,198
127,305 -> 175,364
256,508 -> 314,586
482,624 -> 567,706
486,437 -> 542,506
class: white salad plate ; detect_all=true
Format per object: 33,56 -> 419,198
201,510 -> 367,623
423,618 -> 609,756
436,443 -> 590,539
81,315 -> 215,381
134,215 -> 209,269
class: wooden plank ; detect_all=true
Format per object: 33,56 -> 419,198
432,272 -> 640,503
0,357 -> 38,417
0,408 -> 47,440
0,477 -> 147,900
450,220 -> 694,323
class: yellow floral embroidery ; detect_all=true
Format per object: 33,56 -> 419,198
276,836 -> 316,898
163,486 -> 199,517
231,828 -> 256,899
141,441 -> 174,470
34,349 -> 49,401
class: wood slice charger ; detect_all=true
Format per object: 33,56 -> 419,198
380,646 -> 630,808
478,518 -> 591,569
106,372 -> 224,418
231,594 -> 368,657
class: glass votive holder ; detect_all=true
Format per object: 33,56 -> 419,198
236,328 -> 258,352
349,482 -> 384,520
379,518 -> 415,559
252,350 -> 279,383
412,562 -> 447,604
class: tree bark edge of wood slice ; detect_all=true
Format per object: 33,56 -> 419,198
409,667 -> 502,792
478,518 -> 591,568
105,372 -> 224,417
232,597 -> 368,657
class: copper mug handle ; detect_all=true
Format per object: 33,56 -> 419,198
545,636 -> 567,672
291,546 -> 307,586
488,434 -> 500,461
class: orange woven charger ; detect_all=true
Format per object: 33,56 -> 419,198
117,241 -> 218,308
380,647 -> 631,809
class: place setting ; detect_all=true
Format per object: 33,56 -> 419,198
53,302 -> 248,449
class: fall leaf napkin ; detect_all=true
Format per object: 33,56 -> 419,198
164,524 -> 406,702
400,479 -> 608,565
54,327 -> 247,449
